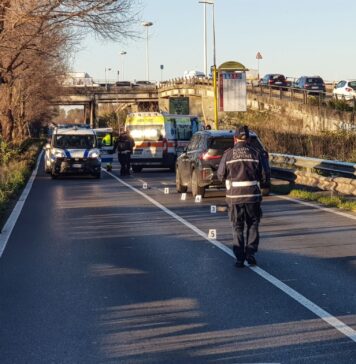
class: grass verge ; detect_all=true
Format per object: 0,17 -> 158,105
289,189 -> 356,212
0,139 -> 43,230
271,182 -> 356,212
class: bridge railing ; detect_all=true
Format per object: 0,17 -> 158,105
270,153 -> 356,196
248,83 -> 356,112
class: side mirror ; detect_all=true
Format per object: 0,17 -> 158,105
43,143 -> 51,150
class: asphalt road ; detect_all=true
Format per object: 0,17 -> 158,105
0,160 -> 355,364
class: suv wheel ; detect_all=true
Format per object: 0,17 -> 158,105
191,169 -> 205,198
176,167 -> 187,193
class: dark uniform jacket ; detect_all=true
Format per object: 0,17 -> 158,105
116,134 -> 135,154
217,141 -> 264,205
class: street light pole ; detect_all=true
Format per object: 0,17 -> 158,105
105,67 -> 111,90
211,0 -> 218,130
200,0 -> 218,129
142,21 -> 153,81
120,51 -> 127,81
199,1 -> 208,77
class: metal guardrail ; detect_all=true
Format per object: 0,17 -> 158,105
270,153 -> 356,196
270,153 -> 356,178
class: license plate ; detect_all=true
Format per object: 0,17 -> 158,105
72,164 -> 82,168
311,86 -> 318,89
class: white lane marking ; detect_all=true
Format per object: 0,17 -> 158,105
275,194 -> 356,221
104,170 -> 356,344
0,151 -> 43,258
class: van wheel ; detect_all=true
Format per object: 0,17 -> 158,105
191,170 -> 205,198
176,167 -> 187,193
132,166 -> 142,173
94,171 -> 101,179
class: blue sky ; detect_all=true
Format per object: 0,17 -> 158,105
73,0 -> 356,82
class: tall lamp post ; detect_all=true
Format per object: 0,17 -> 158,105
198,1 -> 208,76
142,21 -> 153,81
256,51 -> 262,81
120,51 -> 127,81
199,0 -> 217,129
105,67 -> 111,89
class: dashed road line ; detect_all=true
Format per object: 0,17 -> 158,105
104,169 -> 356,344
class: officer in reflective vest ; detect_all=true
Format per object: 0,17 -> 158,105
217,125 -> 265,268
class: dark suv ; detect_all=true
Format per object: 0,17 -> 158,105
259,74 -> 287,88
293,76 -> 326,94
175,130 -> 271,198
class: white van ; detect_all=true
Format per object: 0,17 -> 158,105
44,127 -> 101,178
183,70 -> 206,78
125,112 -> 202,172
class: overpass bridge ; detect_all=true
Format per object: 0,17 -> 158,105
56,85 -> 159,127
56,79 -> 354,132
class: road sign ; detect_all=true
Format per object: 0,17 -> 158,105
256,52 -> 263,60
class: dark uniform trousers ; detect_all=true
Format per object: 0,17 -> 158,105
118,152 -> 131,176
228,202 -> 261,262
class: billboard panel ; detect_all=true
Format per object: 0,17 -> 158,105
169,97 -> 189,115
219,72 -> 247,112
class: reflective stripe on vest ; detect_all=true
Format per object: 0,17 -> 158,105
226,159 -> 259,165
231,181 -> 258,187
226,193 -> 262,199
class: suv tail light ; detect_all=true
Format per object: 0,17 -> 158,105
268,80 -> 273,84
198,152 -> 221,161
345,87 -> 353,92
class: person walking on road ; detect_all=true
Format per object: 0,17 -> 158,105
116,130 -> 135,176
217,125 -> 266,268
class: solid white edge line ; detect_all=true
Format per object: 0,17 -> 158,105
274,194 -> 356,221
104,169 -> 356,344
0,151 -> 43,258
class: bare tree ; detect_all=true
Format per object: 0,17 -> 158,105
0,0 -> 140,142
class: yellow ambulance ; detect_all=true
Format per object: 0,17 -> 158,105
125,112 -> 202,172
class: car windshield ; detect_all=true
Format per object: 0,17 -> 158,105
208,137 -> 234,152
348,81 -> 356,90
272,75 -> 285,80
54,135 -> 96,149
127,125 -> 164,141
306,78 -> 323,84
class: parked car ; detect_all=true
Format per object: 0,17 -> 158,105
332,80 -> 356,101
133,80 -> 155,87
175,130 -> 271,198
115,81 -> 132,87
293,76 -> 326,95
259,74 -> 287,88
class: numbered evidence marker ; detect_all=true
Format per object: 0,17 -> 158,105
210,205 -> 217,213
143,183 -> 148,190
208,229 -> 217,239
164,187 -> 170,194
195,195 -> 202,203
181,193 -> 187,200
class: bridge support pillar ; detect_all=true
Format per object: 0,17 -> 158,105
84,104 -> 91,125
89,98 -> 97,128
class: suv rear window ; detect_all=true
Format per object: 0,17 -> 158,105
306,78 -> 323,84
208,137 -> 234,151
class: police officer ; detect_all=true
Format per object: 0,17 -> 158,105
217,125 -> 266,268
116,130 -> 135,176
